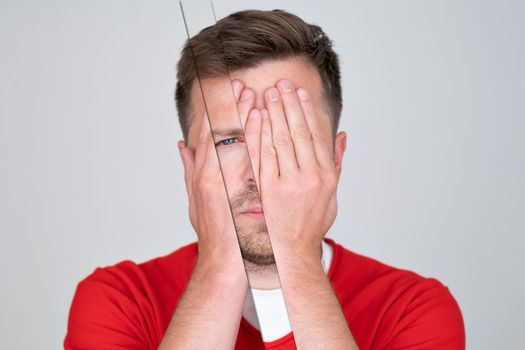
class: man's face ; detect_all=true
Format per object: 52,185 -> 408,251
185,56 -> 344,266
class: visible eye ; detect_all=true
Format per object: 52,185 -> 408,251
215,137 -> 238,147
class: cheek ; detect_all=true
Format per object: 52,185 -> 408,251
217,147 -> 253,188
217,146 -> 252,174
216,145 -> 249,166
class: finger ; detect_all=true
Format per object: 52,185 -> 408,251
195,113 -> 212,175
231,79 -> 243,102
201,114 -> 222,177
178,140 -> 195,200
238,87 -> 255,129
297,88 -> 334,168
260,108 -> 278,179
264,87 -> 297,174
244,109 -> 262,193
276,79 -> 317,169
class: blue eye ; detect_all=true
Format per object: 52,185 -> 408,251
216,137 -> 237,146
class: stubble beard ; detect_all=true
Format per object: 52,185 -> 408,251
231,184 -> 276,268
236,221 -> 275,267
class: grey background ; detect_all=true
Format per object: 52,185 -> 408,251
1,0 -> 523,349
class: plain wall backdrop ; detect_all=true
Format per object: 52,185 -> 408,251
1,0 -> 523,348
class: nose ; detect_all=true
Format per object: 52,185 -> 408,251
241,146 -> 261,197
241,108 -> 263,195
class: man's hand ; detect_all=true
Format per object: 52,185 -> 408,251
179,100 -> 242,265
259,79 -> 339,262
159,80 -> 256,350
246,79 -> 357,349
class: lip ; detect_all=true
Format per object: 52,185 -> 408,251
241,206 -> 264,214
242,209 -> 265,221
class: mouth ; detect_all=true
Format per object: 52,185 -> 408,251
240,205 -> 265,220
241,206 -> 264,214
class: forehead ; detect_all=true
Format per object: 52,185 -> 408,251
187,56 -> 326,147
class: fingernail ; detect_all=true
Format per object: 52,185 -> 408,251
261,109 -> 269,120
278,80 -> 294,93
267,88 -> 280,102
241,88 -> 252,101
297,88 -> 309,101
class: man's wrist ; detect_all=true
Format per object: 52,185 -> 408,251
273,239 -> 323,267
194,249 -> 247,287
275,248 -> 325,284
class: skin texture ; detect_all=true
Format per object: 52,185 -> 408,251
158,56 -> 358,349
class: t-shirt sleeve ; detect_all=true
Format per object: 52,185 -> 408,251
64,263 -> 161,350
384,278 -> 465,350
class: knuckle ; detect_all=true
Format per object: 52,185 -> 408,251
306,175 -> 323,190
311,129 -> 326,142
262,144 -> 276,156
196,174 -> 215,191
293,127 -> 311,141
274,133 -> 291,146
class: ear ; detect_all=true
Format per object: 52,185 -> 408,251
333,131 -> 347,180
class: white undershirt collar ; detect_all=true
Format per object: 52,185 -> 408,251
242,239 -> 334,342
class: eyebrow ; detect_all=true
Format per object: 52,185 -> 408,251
212,127 -> 246,140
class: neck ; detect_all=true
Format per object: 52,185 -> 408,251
243,261 -> 282,290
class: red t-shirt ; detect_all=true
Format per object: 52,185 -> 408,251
64,238 -> 465,349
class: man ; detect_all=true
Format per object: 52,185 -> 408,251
64,9 -> 465,350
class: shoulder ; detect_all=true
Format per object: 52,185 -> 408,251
325,238 -> 465,349
73,241 -> 198,301
64,241 -> 198,349
326,237 -> 433,296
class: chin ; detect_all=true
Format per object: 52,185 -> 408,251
237,226 -> 275,266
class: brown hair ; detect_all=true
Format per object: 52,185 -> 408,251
175,9 -> 342,144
